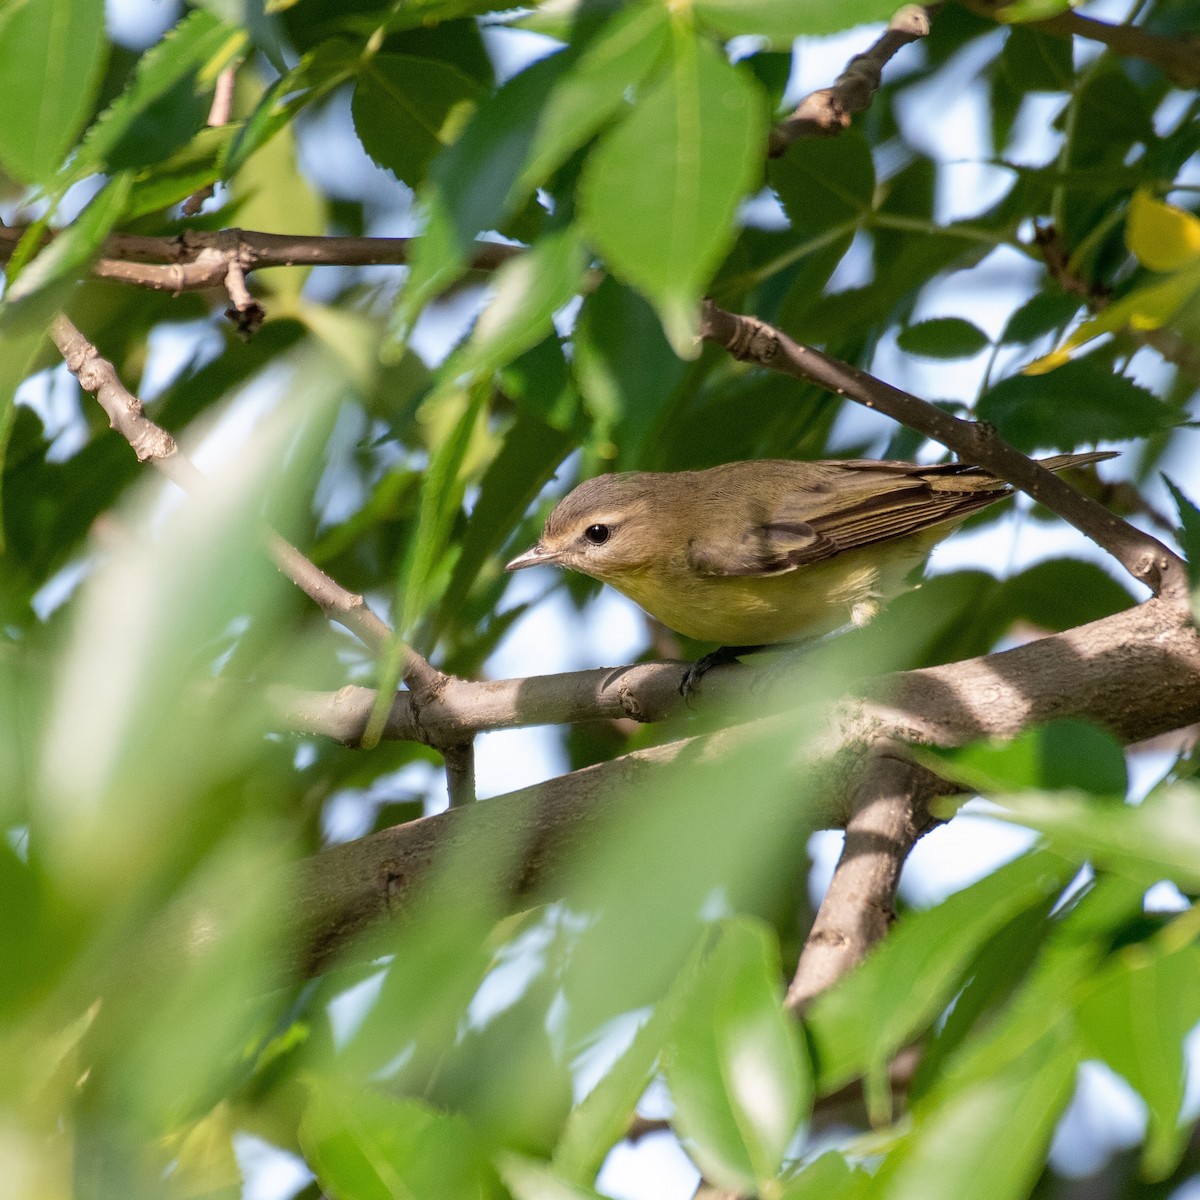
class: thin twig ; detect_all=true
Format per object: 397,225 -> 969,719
181,64 -> 238,218
47,313 -> 440,693
769,5 -> 934,156
697,300 -> 1187,601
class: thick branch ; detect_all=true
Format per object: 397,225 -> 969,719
698,301 -> 1186,600
769,5 -> 934,155
292,593 -> 1200,971
786,752 -> 942,1011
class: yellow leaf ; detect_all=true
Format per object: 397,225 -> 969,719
1127,190 -> 1200,273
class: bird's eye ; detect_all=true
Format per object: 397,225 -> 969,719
583,524 -> 610,546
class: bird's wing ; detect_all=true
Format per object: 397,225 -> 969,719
685,462 -> 1011,578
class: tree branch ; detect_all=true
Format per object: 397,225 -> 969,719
292,593 -> 1200,972
0,227 -> 522,294
966,3 -> 1200,89
47,314 -> 443,696
785,751 -> 943,1011
769,5 -> 934,156
698,300 -> 1187,601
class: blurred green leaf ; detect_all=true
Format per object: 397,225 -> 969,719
993,785 -> 1200,890
352,53 -> 481,188
1000,26 -> 1073,93
1164,476 -> 1200,596
998,292 -> 1084,345
519,3 -> 671,192
665,918 -> 810,1192
805,850 -> 1075,1093
457,226 -> 589,379
578,37 -> 765,350
694,0 -> 899,43
768,134 -> 875,238
897,317 -> 991,359
394,52 -> 567,339
923,719 -> 1129,798
781,1151 -> 868,1200
573,277 -> 688,469
75,9 -> 245,177
500,1153 -> 606,1200
1076,935 -> 1200,1179
0,0 -> 108,182
303,1084 -> 500,1200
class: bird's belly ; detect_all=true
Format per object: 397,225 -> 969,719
611,543 -> 927,645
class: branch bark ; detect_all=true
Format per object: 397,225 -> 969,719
47,314 -> 446,697
292,592 -> 1200,972
769,5 -> 934,156
0,227 -> 522,294
786,751 -> 943,1011
698,300 -> 1186,601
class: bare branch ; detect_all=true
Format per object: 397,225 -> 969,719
0,227 -> 522,294
786,751 -> 944,1011
698,300 -> 1187,601
47,313 -> 441,693
181,64 -> 238,218
769,5 -> 934,156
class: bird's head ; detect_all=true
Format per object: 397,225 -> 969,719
506,473 -> 662,582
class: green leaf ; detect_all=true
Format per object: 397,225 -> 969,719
520,3 -> 671,192
998,558 -> 1133,631
1164,476 -> 1200,596
866,1023 -> 1078,1200
578,37 -> 765,351
573,277 -> 688,469
998,292 -> 1084,345
456,225 -> 589,379
922,719 -> 1129,798
352,53 -> 481,188
693,0 -> 899,44
1076,938 -> 1200,1179
977,355 -> 1176,451
499,1155 -> 605,1200
768,133 -> 875,238
75,10 -> 245,177
897,317 -> 991,359
665,918 -> 810,1193
302,1085 -> 499,1200
805,850 -> 1075,1093
554,998 -> 674,1185
394,52 -> 568,341
1000,26 -> 1073,93
441,406 -> 574,624
0,0 -> 108,182
5,172 -> 133,308
992,785 -> 1200,891
781,1151 -> 868,1200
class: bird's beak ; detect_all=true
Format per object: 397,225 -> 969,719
505,542 -> 556,571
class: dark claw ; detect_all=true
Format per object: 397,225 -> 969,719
679,644 -> 765,705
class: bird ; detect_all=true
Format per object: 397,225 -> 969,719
506,452 -> 1114,688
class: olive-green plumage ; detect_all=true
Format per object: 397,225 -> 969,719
506,453 -> 1112,646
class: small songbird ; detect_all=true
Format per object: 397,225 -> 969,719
506,453 -> 1113,677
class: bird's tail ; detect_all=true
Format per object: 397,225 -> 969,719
1036,450 -> 1118,472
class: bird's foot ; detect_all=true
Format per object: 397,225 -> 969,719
679,644 -> 765,706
